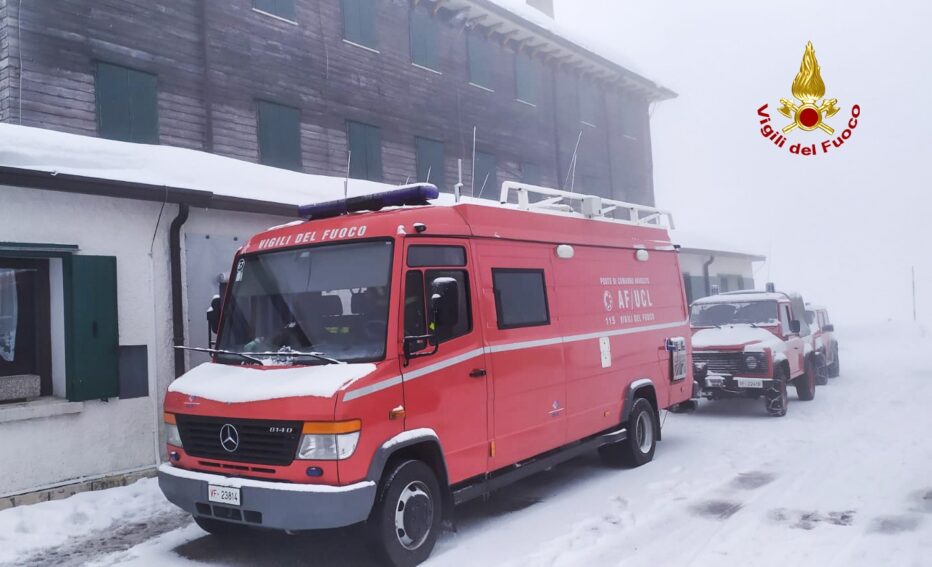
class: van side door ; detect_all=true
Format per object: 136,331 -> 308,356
399,242 -> 489,484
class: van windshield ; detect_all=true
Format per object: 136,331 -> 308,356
690,300 -> 779,327
216,240 -> 393,364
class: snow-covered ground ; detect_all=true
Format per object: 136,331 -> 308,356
2,321 -> 929,567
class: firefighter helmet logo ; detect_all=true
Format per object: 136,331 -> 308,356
778,41 -> 839,135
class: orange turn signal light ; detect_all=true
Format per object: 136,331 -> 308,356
302,419 -> 361,435
164,412 -> 176,425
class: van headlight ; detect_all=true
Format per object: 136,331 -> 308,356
296,420 -> 361,461
744,353 -> 766,372
164,413 -> 183,448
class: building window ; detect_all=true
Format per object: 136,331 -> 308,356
342,0 -> 377,48
467,32 -> 494,90
415,137 -> 445,189
347,120 -> 383,181
493,268 -> 550,329
257,101 -> 302,171
410,6 -> 438,70
579,79 -> 600,126
515,52 -> 538,105
253,0 -> 296,21
521,162 -> 541,186
0,259 -> 51,399
95,62 -> 158,144
473,151 -> 497,197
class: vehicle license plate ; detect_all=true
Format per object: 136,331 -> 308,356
208,485 -> 241,506
736,378 -> 764,388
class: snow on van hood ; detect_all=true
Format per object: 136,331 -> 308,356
168,362 -> 376,403
692,325 -> 783,352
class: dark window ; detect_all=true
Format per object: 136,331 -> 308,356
415,137 -> 445,189
579,80 -> 599,126
409,7 -> 438,69
257,101 -> 302,171
474,151 -> 497,198
254,0 -> 296,20
342,0 -> 376,48
0,258 -> 51,398
96,62 -> 158,144
493,268 -> 550,329
521,162 -> 541,186
467,32 -> 493,89
408,246 -> 466,268
404,270 -> 472,344
347,121 -> 383,181
515,51 -> 538,104
779,305 -> 792,335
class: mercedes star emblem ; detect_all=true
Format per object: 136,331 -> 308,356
219,423 -> 239,453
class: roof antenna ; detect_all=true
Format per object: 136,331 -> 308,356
563,130 -> 583,192
344,150 -> 352,200
454,159 -> 463,203
470,125 -> 477,197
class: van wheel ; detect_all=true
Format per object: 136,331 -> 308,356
765,366 -> 788,417
815,355 -> 829,386
368,460 -> 442,567
599,398 -> 657,468
193,516 -> 250,537
828,348 -> 841,378
796,358 -> 817,401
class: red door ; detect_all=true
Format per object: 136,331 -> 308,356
398,240 -> 490,484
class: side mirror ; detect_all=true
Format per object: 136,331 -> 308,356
789,320 -> 801,334
823,324 -> 835,333
430,277 -> 460,328
206,295 -> 221,335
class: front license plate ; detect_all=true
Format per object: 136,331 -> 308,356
208,485 -> 241,506
736,378 -> 764,389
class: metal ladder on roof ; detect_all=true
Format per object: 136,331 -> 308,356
498,181 -> 675,229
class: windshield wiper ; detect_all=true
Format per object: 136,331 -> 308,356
174,346 -> 265,365
243,348 -> 343,365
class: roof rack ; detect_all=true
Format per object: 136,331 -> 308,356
499,182 -> 674,229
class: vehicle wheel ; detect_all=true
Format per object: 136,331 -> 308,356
368,460 -> 442,567
815,355 -> 829,386
828,347 -> 841,378
599,398 -> 657,467
796,358 -> 817,401
765,366 -> 788,417
193,516 -> 251,537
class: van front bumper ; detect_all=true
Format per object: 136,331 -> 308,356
157,463 -> 376,531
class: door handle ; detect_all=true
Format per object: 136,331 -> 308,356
469,369 -> 487,378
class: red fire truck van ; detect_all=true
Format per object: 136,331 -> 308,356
158,183 -> 693,566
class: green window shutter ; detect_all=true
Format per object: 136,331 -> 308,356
96,63 -> 158,144
257,100 -> 302,171
515,52 -> 537,104
474,151 -> 497,198
467,33 -> 493,89
254,0 -> 296,20
348,121 -> 382,181
343,0 -> 376,47
415,137 -> 445,189
65,255 -> 119,402
579,80 -> 599,125
410,7 -> 438,69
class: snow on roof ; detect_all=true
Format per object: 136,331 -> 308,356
670,227 -> 766,260
0,124 -> 394,207
694,292 -> 787,304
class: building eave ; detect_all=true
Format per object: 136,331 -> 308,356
679,246 -> 767,263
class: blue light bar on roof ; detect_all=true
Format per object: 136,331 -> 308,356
299,183 -> 440,220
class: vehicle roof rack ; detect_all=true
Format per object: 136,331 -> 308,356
499,182 -> 674,229
721,290 -> 792,300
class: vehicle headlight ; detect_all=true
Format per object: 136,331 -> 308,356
296,420 -> 361,461
164,413 -> 183,448
745,355 -> 759,370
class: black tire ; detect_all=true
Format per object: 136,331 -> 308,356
765,365 -> 788,417
815,354 -> 829,386
193,516 -> 251,537
796,358 -> 817,401
599,398 -> 657,467
367,460 -> 443,567
828,346 -> 841,378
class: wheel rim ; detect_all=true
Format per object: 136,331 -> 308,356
635,411 -> 654,453
394,481 -> 433,551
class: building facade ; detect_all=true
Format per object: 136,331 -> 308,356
0,0 -> 672,205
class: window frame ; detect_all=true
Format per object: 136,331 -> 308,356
492,268 -> 551,330
256,99 -> 303,171
346,120 -> 383,182
95,61 -> 159,144
341,0 -> 377,49
253,0 -> 297,22
514,51 -> 538,105
403,268 -> 473,345
409,5 -> 439,71
414,136 -> 445,189
466,32 -> 494,90
0,257 -> 52,397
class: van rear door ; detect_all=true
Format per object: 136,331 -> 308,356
399,241 -> 490,484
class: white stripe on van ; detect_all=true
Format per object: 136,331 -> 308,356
341,320 -> 687,402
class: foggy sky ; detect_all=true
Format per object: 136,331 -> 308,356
555,0 -> 932,324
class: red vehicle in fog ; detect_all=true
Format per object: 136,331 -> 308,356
689,290 -> 818,416
158,183 -> 693,566
806,303 -> 840,382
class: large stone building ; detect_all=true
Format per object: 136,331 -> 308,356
0,0 -> 673,205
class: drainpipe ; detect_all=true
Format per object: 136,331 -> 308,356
702,254 -> 716,297
169,204 -> 190,378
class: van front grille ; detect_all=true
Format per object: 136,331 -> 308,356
176,415 -> 302,466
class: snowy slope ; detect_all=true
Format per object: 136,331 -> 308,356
1,322 -> 929,567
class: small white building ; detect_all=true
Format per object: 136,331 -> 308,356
671,229 -> 767,304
